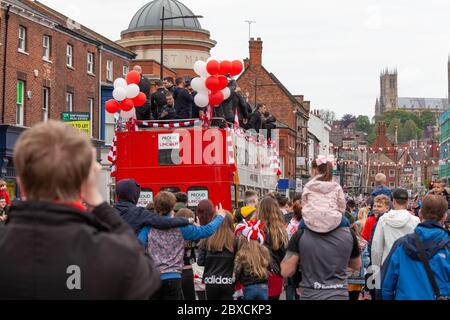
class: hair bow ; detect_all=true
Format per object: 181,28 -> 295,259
234,219 -> 266,245
316,155 -> 335,166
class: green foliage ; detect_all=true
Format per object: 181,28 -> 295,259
375,110 -> 434,143
356,115 -> 371,133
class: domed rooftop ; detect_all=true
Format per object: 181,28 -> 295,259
126,0 -> 202,32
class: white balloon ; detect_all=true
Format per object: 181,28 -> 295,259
194,93 -> 209,108
222,87 -> 231,100
113,87 -> 127,101
191,77 -> 207,92
121,108 -> 136,121
126,84 -> 140,99
193,60 -> 208,77
114,78 -> 127,89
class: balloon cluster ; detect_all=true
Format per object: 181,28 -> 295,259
105,71 -> 147,118
192,59 -> 244,108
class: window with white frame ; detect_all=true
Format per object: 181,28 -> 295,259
18,26 -> 26,52
88,98 -> 94,138
16,80 -> 25,126
389,182 -> 395,188
371,169 -> 376,177
66,92 -> 73,112
389,169 -> 395,177
106,60 -> 113,81
381,169 -> 385,175
66,44 -> 73,67
43,35 -> 51,60
42,87 -> 50,122
87,52 -> 94,74
123,65 -> 129,77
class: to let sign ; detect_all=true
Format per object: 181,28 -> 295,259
61,112 -> 90,136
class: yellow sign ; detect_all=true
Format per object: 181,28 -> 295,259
61,112 -> 91,136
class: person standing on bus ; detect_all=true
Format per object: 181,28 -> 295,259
114,179 -> 192,234
174,78 -> 194,119
150,80 -> 168,120
138,192 -> 225,300
256,197 -> 289,300
133,65 -> 152,121
157,93 -> 176,121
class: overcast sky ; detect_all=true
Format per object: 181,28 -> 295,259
40,0 -> 450,118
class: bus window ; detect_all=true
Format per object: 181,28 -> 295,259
256,188 -> 262,199
160,187 -> 181,194
137,189 -> 153,208
187,187 -> 209,208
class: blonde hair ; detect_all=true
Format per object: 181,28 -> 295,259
0,179 -> 6,188
256,197 -> 288,251
200,212 -> 235,253
357,207 -> 369,225
374,194 -> 390,208
235,236 -> 271,280
14,121 -> 92,202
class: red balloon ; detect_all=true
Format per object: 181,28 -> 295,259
217,75 -> 228,91
206,60 -> 220,75
231,60 -> 244,76
105,99 -> 121,114
209,91 -> 224,106
205,76 -> 220,91
219,60 -> 232,75
132,92 -> 147,107
126,70 -> 141,85
120,98 -> 134,112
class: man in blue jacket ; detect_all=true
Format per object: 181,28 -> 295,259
114,179 -> 191,234
173,77 -> 194,119
381,193 -> 450,300
370,173 -> 392,208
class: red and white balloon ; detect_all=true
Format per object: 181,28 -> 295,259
105,71 -> 147,118
192,58 -> 244,108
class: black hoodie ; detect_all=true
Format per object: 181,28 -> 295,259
113,179 -> 189,234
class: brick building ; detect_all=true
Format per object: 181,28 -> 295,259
367,122 -> 399,191
117,0 -> 216,80
0,0 -> 135,199
237,37 -> 310,192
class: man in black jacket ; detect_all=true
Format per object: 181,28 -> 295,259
133,65 -> 152,120
0,121 -> 160,299
150,80 -> 168,120
248,103 -> 267,133
174,77 -> 194,119
114,179 -> 190,234
232,87 -> 250,128
220,78 -> 237,124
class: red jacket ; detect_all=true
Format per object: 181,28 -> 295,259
361,215 -> 377,241
0,190 -> 10,206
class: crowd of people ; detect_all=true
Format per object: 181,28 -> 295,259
131,65 -> 277,133
0,120 -> 448,300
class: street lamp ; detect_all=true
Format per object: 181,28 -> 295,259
160,7 -> 203,80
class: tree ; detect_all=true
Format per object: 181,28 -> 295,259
418,111 -> 436,129
387,118 -> 401,142
341,114 -> 356,127
400,120 -> 419,142
356,115 -> 371,133
319,109 -> 337,125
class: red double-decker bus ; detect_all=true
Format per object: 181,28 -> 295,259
114,119 -> 278,211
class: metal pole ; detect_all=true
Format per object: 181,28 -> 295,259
160,6 -> 165,80
254,77 -> 257,109
2,5 -> 11,123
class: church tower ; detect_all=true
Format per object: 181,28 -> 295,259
378,69 -> 398,115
